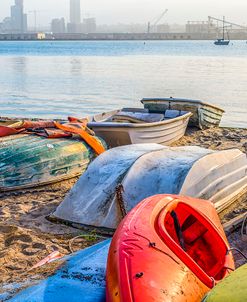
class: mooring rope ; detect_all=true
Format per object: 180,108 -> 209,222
116,184 -> 127,218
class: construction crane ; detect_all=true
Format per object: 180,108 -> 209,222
208,16 -> 247,30
147,9 -> 168,33
28,10 -> 47,32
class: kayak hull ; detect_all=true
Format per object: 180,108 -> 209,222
106,195 -> 234,302
4,240 -> 111,302
202,264 -> 247,302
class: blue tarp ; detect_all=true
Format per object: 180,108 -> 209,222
7,240 -> 111,302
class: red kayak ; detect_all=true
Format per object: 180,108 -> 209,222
106,195 -> 235,302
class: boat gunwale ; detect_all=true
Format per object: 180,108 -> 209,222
0,169 -> 86,193
141,98 -> 225,113
88,111 -> 192,129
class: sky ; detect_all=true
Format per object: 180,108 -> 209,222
0,0 -> 247,27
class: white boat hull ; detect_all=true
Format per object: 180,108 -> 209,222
54,144 -> 247,230
88,110 -> 192,147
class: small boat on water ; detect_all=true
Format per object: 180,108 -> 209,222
202,264 -> 247,302
106,194 -> 235,302
4,240 -> 111,302
141,97 -> 225,129
0,134 -> 104,192
214,39 -> 230,46
53,144 -> 247,230
88,108 -> 192,147
214,16 -> 230,46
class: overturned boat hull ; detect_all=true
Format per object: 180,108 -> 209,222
141,97 -> 225,129
0,134 -> 103,192
54,144 -> 247,230
106,195 -> 234,302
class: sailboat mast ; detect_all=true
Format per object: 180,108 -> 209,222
223,16 -> 225,40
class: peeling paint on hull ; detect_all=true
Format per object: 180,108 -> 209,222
141,98 -> 225,129
0,134 -> 103,192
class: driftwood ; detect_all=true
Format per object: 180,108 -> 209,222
223,213 -> 247,235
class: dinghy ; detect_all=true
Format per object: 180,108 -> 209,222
53,144 -> 247,230
0,134 -> 104,192
5,240 -> 111,302
88,108 -> 192,147
141,97 -> 225,129
202,264 -> 247,302
106,195 -> 235,302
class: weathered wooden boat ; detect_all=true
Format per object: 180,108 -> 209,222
141,97 -> 225,129
53,144 -> 247,230
202,264 -> 247,302
0,134 -> 104,192
87,108 -> 192,147
106,194 -> 234,302
3,240 -> 110,302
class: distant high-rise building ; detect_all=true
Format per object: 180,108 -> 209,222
70,0 -> 81,24
51,18 -> 66,34
0,17 -> 12,33
10,0 -> 27,33
82,18 -> 96,33
67,0 -> 82,33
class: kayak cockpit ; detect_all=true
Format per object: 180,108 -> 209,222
157,200 -> 233,288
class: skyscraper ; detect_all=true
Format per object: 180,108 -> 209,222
51,18 -> 66,34
67,0 -> 82,33
10,0 -> 27,33
70,0 -> 81,24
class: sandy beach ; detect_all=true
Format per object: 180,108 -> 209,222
0,126 -> 246,297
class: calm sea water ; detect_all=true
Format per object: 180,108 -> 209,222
0,40 -> 247,128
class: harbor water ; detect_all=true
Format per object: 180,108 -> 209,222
0,40 -> 246,128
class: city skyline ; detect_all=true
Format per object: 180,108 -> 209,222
0,0 -> 247,27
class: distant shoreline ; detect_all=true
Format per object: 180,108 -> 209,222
0,39 -> 246,42
0,32 -> 246,41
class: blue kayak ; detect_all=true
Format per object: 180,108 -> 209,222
7,240 -> 111,302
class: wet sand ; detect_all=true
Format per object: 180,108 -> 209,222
0,127 -> 246,296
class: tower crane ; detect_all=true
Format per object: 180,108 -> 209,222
28,10 -> 47,32
147,9 -> 168,33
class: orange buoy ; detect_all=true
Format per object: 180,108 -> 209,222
106,194 -> 235,302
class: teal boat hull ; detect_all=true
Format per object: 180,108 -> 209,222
0,134 -> 104,192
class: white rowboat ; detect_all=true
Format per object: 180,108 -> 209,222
88,108 -> 192,148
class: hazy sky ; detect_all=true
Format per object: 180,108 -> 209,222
1,0 -> 247,26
